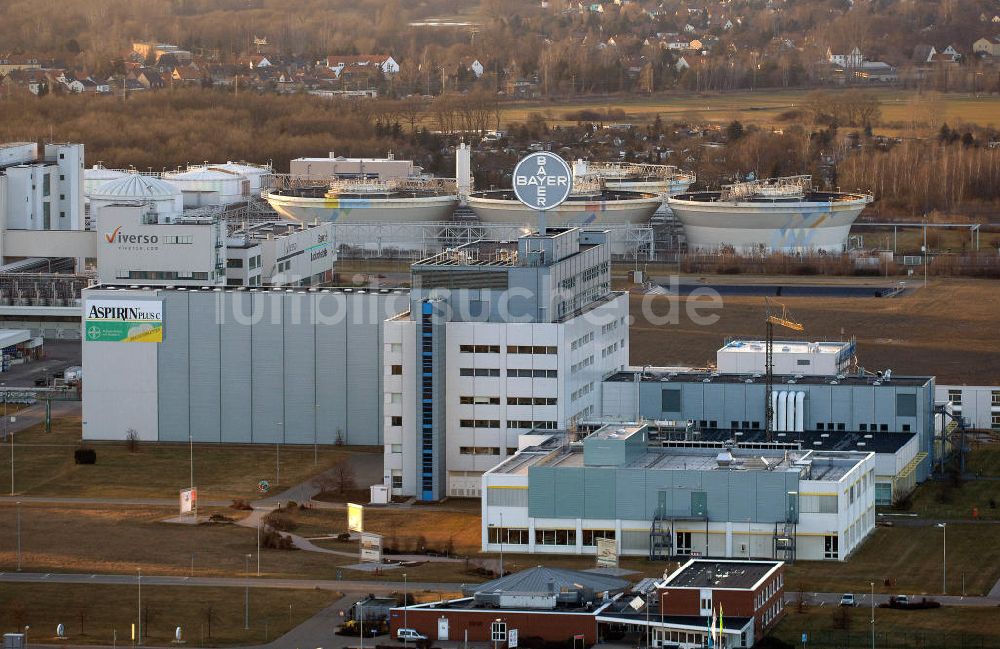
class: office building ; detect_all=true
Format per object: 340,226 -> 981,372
383,228 -> 629,501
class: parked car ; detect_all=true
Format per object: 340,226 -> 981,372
895,595 -> 909,606
396,629 -> 427,642
839,593 -> 856,607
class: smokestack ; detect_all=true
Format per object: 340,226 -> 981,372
456,143 -> 473,199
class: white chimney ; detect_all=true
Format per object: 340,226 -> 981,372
456,143 -> 473,198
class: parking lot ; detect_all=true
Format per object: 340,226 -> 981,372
0,338 -> 81,387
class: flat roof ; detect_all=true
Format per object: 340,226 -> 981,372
604,369 -> 931,387
85,285 -> 408,296
490,442 -> 869,482
591,423 -> 646,441
662,559 -> 782,591
653,428 -> 916,454
719,339 -> 851,354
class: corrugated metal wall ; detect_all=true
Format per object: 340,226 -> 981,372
154,290 -> 408,445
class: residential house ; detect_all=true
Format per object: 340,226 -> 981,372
0,55 -> 42,76
171,64 -> 204,85
326,54 -> 399,77
828,47 -> 864,67
973,37 -> 1000,57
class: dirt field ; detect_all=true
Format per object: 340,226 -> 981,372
628,277 -> 1000,384
0,583 -> 334,647
500,90 -> 1000,131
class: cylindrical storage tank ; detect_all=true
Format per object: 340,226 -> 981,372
785,391 -> 795,433
795,391 -> 806,432
84,166 -> 127,198
164,168 -> 246,207
89,174 -> 184,221
208,162 -> 272,194
777,391 -> 788,432
771,391 -> 780,431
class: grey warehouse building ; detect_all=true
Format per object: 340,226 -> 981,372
599,369 -> 936,482
82,285 -> 408,444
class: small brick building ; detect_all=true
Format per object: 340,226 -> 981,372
389,567 -> 630,646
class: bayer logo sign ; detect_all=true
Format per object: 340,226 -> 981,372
512,152 -> 573,211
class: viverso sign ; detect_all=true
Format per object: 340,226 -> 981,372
512,152 -> 573,211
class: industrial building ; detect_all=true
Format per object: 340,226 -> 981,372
0,142 -> 85,260
81,285 -> 408,444
382,227 -> 629,501
95,203 -> 225,286
389,566 -> 630,646
225,221 -> 335,287
597,559 -> 786,648
599,368 -> 935,486
482,423 -> 877,562
936,384 -> 1000,431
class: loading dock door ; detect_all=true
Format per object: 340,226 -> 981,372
438,616 -> 449,641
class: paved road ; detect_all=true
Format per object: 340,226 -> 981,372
786,590 -> 998,607
0,571 -> 469,593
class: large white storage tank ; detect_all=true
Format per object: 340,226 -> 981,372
164,167 -> 246,207
208,162 -> 271,194
84,165 -> 128,198
89,174 -> 184,221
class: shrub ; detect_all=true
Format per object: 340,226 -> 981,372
230,499 -> 253,511
261,529 -> 296,550
263,512 -> 298,532
74,448 -> 97,464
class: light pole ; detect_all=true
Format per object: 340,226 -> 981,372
16,500 -> 21,571
314,403 -> 320,466
498,511 -> 504,577
938,523 -> 947,594
137,568 -> 142,646
403,572 -> 409,643
359,598 -> 364,649
276,422 -> 283,487
257,516 -> 261,576
244,553 -> 251,630
870,581 -> 875,649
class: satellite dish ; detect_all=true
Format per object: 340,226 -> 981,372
57,623 -> 65,638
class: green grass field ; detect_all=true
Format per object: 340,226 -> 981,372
499,90 -> 1000,130
772,606 -> 1000,648
786,524 -> 1000,597
2,409 -> 367,500
0,583 -> 336,647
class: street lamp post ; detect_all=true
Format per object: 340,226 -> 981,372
137,568 -> 142,646
275,421 -> 283,488
938,523 -> 947,594
498,511 -> 504,577
870,581 -> 875,649
403,572 -> 409,646
16,500 -> 21,571
359,599 -> 364,649
244,553 -> 251,630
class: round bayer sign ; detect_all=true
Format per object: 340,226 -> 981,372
512,152 -> 573,211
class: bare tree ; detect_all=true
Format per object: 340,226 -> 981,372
125,429 -> 139,453
334,462 -> 356,494
203,604 -> 216,639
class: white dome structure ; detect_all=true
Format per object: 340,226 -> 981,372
89,173 -> 184,220
164,167 -> 248,207
84,165 -> 128,198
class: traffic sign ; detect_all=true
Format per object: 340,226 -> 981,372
257,479 -> 270,493
512,152 -> 573,211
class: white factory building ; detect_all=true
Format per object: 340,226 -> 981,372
383,228 -> 629,500
225,221 -> 335,287
935,385 -> 1000,431
481,423 -> 878,562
